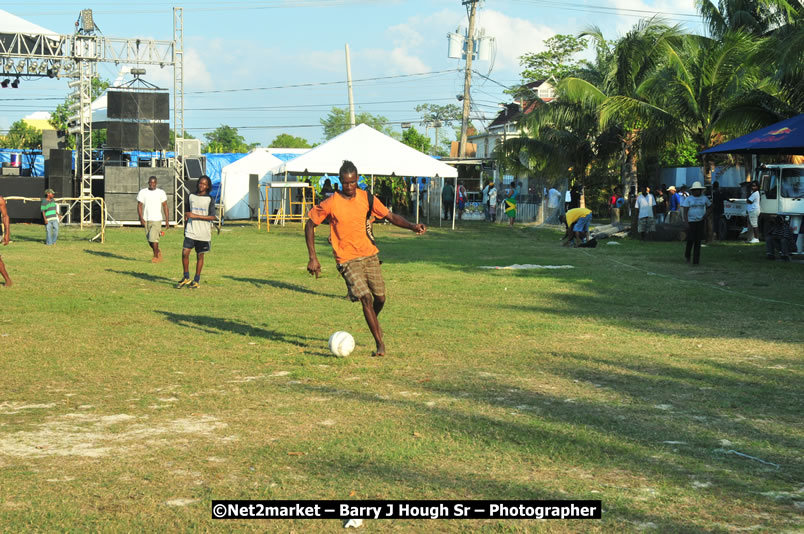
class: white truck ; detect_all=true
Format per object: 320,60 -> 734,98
756,164 -> 804,254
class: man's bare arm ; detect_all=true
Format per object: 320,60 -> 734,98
162,201 -> 170,228
304,219 -> 321,278
385,212 -> 426,235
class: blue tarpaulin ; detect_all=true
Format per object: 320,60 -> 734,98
701,114 -> 804,155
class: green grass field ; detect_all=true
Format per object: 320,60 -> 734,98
0,220 -> 802,532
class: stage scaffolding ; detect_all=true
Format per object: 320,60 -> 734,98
0,8 -> 185,231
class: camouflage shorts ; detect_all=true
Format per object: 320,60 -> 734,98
336,254 -> 385,302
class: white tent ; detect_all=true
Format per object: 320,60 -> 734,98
277,124 -> 458,179
220,148 -> 309,219
0,9 -> 59,37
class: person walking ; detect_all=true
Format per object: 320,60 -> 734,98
176,176 -> 217,289
488,182 -> 498,223
636,185 -> 657,241
137,175 -> 170,262
746,181 -> 761,243
305,160 -> 425,357
40,188 -> 60,246
0,195 -> 12,287
682,181 -> 711,265
441,180 -> 454,221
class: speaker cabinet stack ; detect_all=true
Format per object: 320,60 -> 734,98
104,167 -> 175,222
103,90 -> 170,151
45,149 -> 74,197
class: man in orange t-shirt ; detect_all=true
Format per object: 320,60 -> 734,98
305,160 -> 426,356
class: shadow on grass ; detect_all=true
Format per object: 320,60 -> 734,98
107,269 -> 175,285
279,379 -> 780,532
85,249 -> 139,262
223,275 -> 342,300
157,310 -> 318,349
502,282 -> 804,344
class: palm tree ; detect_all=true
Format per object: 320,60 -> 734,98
497,91 -> 621,209
560,19 -> 683,203
697,0 -> 802,38
598,31 -> 769,182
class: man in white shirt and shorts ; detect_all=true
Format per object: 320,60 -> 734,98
137,175 -> 170,262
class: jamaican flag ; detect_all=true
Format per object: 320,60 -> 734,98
504,196 -> 517,218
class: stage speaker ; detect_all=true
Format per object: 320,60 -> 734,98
46,149 -> 73,196
107,122 -> 170,151
47,149 -> 72,176
108,90 -> 169,120
153,123 -> 170,150
107,90 -> 123,119
153,93 -> 170,120
120,93 -> 142,120
0,177 -> 46,220
184,157 -> 205,179
42,130 -> 67,158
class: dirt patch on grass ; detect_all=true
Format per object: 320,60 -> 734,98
0,413 -> 226,458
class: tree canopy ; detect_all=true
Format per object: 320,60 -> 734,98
320,107 -> 393,140
203,125 -> 257,153
0,120 -> 42,149
400,127 -> 431,154
269,133 -> 312,148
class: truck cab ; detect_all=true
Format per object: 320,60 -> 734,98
757,164 -> 804,253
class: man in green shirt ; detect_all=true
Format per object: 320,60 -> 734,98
41,188 -> 60,246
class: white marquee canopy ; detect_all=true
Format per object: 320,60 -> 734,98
277,124 -> 458,179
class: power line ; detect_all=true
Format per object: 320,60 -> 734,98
185,69 -> 461,95
505,0 -> 701,22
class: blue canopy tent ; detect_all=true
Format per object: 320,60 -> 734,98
701,114 -> 804,155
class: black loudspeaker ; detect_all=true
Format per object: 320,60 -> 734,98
153,123 -> 170,150
107,90 -> 169,120
153,93 -> 169,120
107,91 -> 122,118
46,149 -> 73,196
107,122 -> 170,151
42,130 -> 67,158
184,157 -> 205,179
47,175 -> 73,197
47,149 -> 72,176
0,177 -> 46,220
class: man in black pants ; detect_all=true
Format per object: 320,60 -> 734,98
681,181 -> 711,265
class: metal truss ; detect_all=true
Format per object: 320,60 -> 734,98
173,7 -> 186,224
0,15 -> 183,228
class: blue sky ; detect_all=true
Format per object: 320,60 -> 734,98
2,1 -> 704,147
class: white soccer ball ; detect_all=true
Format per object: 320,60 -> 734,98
328,331 -> 355,357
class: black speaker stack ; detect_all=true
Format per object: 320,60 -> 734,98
103,89 -> 170,151
46,149 -> 73,197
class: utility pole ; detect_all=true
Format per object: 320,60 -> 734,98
345,43 -> 356,128
459,0 -> 478,158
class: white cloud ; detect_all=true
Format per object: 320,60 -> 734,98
475,10 -> 557,73
609,0 -> 700,36
130,47 -> 213,91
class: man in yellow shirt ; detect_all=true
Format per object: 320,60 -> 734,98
560,207 -> 592,247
